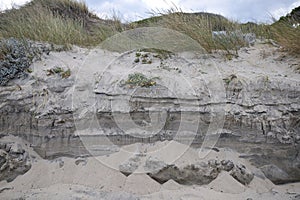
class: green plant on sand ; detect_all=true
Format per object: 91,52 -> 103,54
46,66 -> 71,78
124,73 -> 158,88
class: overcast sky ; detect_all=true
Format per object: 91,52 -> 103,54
1,0 -> 300,23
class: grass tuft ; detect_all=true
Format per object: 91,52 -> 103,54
271,21 -> 300,55
0,0 -> 121,47
124,73 -> 158,88
142,8 -> 250,55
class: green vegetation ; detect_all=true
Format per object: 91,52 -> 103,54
0,0 -> 121,46
61,68 -> 71,78
46,67 -> 64,75
133,48 -> 182,73
243,6 -> 300,55
26,68 -> 33,73
135,8 -> 247,55
46,66 -> 71,78
0,0 -> 298,55
134,7 -> 299,56
124,73 -> 158,88
141,48 -> 174,60
133,48 -> 174,65
271,21 -> 300,54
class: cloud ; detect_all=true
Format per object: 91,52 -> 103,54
141,0 -> 181,10
87,0 -> 148,21
271,0 -> 300,20
87,0 -> 300,23
0,0 -> 29,11
176,0 -> 300,22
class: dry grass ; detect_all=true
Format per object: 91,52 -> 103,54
271,21 -> 300,55
241,23 -> 273,40
0,1 -> 298,55
136,7 -> 299,56
143,7 -> 249,55
0,0 -> 120,47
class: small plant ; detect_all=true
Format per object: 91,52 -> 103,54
26,68 -> 33,73
263,75 -> 270,83
61,68 -> 71,78
134,50 -> 153,64
158,63 -> 180,72
141,48 -> 174,60
295,65 -> 300,73
223,74 -> 237,85
159,63 -> 172,71
141,58 -> 148,64
225,53 -> 236,61
46,67 -> 64,76
141,53 -> 149,58
134,48 -> 173,66
46,66 -> 71,78
124,73 -> 158,88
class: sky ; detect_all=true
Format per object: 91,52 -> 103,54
0,0 -> 300,23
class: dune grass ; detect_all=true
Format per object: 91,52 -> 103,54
271,21 -> 300,55
0,1 -> 298,55
134,6 -> 299,56
137,8 -> 250,56
0,0 -> 120,47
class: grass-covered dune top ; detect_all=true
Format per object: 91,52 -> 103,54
277,6 -> 300,24
0,0 -> 299,55
0,0 -> 122,46
134,11 -> 229,30
132,7 -> 300,55
271,6 -> 300,54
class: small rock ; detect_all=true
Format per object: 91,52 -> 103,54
148,163 -> 219,185
208,159 -> 220,168
230,164 -> 254,185
9,143 -> 25,154
212,147 -> 220,152
221,160 -> 234,171
260,164 -> 290,184
119,155 -> 141,176
75,158 -> 87,166
144,156 -> 167,174
0,141 -> 31,182
253,169 -> 267,179
57,159 -> 64,168
197,161 -> 209,168
4,144 -> 11,152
